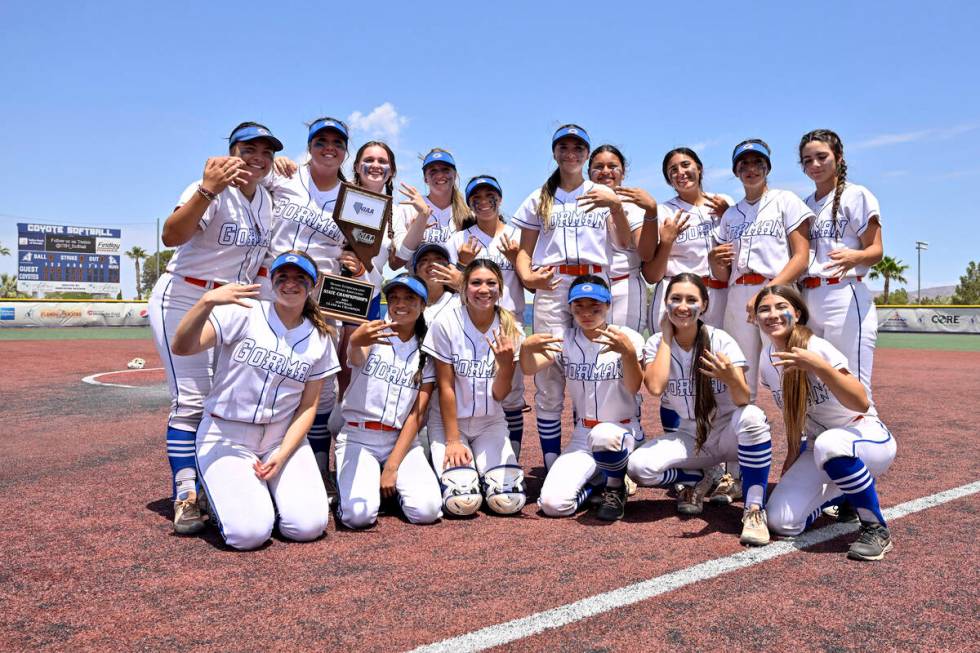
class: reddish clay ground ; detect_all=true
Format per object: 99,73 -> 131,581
0,341 -> 977,652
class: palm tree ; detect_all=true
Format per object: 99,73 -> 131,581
1,273 -> 20,297
0,242 -> 10,256
125,246 -> 148,299
868,256 -> 909,303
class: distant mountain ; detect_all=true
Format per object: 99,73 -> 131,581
871,285 -> 956,299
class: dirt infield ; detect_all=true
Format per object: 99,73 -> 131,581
0,339 -> 977,651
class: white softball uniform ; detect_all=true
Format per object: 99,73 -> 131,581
150,181 -> 273,433
393,197 -> 457,262
715,189 -> 813,396
335,338 -> 442,529
263,167 -> 344,276
803,183 -> 881,393
447,222 -> 526,317
760,336 -> 896,536
422,305 -> 522,476
628,327 -> 770,487
647,195 -> 732,333
609,202 -> 646,332
538,326 -> 646,517
196,299 -> 340,550
422,292 -> 461,432
512,180 -> 613,420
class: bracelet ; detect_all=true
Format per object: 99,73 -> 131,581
643,214 -> 658,223
196,185 -> 218,202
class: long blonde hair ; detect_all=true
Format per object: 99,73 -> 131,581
423,148 -> 471,230
461,259 -> 518,339
754,285 -> 812,462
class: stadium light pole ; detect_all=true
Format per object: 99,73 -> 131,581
915,241 -> 928,303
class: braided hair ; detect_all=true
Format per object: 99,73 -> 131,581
799,129 -> 847,238
353,140 -> 397,239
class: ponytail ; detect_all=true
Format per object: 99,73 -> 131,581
537,169 -> 561,229
692,321 -> 718,452
450,185 -> 472,231
413,313 -> 428,386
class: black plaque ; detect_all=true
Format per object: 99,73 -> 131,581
317,273 -> 376,324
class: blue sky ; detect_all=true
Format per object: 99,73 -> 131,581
1,1 -> 977,297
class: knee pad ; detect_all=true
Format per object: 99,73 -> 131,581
587,422 -> 629,452
440,467 -> 482,516
482,464 -> 526,515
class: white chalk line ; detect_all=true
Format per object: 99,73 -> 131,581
409,480 -> 980,653
81,367 -> 164,389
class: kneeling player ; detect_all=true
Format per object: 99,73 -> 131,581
171,251 -> 338,550
523,276 -> 645,521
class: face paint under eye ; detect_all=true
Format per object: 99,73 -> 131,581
273,275 -> 312,291
361,162 -> 391,177
782,310 -> 795,328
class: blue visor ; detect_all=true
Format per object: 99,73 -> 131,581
229,125 -> 284,152
731,141 -> 771,170
568,282 -> 611,304
270,252 -> 317,284
464,176 -> 502,203
411,243 -> 451,272
307,118 -> 349,143
552,125 -> 590,149
384,274 -> 428,304
422,149 -> 456,170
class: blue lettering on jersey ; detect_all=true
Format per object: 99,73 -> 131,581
548,209 -> 607,230
232,338 -> 311,381
423,224 -> 454,244
564,360 -> 622,381
666,377 -> 729,396
452,355 -> 496,378
364,353 -> 418,388
273,199 -> 343,243
810,218 -> 850,240
675,220 -> 713,245
727,219 -> 783,240
218,223 -> 270,247
770,381 -> 831,410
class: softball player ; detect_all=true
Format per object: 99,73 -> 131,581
334,274 -> 444,529
628,273 -> 773,545
799,129 -> 882,394
587,145 -> 652,333
523,276 -> 645,521
514,124 -> 634,470
170,251 -> 339,550
391,148 -> 468,270
150,121 -> 280,534
445,176 -> 527,458
421,259 -> 526,516
710,139 -> 813,399
755,285 -> 896,561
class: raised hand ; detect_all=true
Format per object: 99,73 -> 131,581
399,182 -> 431,218
203,283 -> 261,308
704,193 -> 730,218
771,347 -> 826,373
522,265 -> 559,291
594,325 -> 635,356
350,320 -> 397,347
458,236 -> 483,265
615,186 -> 658,214
660,209 -> 691,244
497,232 -> 520,265
486,328 -> 516,367
577,185 -> 623,212
699,350 -> 741,386
202,156 -> 246,195
522,332 -> 563,360
274,156 -> 299,178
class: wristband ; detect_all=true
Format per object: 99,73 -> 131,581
196,185 -> 218,202
643,214 -> 658,223
395,243 -> 416,262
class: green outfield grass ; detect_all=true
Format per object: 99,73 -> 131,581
876,332 -> 980,352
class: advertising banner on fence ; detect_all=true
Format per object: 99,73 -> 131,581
878,307 -> 980,334
0,301 -> 148,327
16,223 -> 121,295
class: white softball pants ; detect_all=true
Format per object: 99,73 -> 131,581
767,417 -> 896,536
531,275 -> 577,421
538,421 -> 641,517
428,415 -> 519,477
723,283 -> 766,400
335,427 -> 443,529
196,414 -> 330,551
804,280 -> 877,396
610,270 -> 647,333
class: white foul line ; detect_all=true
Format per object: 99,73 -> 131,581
409,480 -> 980,653
81,367 -> 164,389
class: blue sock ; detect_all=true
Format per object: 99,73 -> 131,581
537,417 -> 562,470
308,411 -> 331,473
651,468 -> 703,488
504,409 -> 524,461
166,426 -> 197,499
593,449 -> 629,488
823,456 -> 886,526
660,406 -> 681,432
738,440 -> 772,508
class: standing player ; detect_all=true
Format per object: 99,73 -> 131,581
170,251 -> 338,550
755,286 -> 896,560
391,148 -> 468,270
422,260 -> 526,516
522,276 -> 645,521
799,129 -> 882,394
628,273 -> 773,545
709,139 -> 812,398
150,121 -> 280,534
334,274 -> 444,529
587,145 -> 652,333
513,124 -> 634,470
445,176 -> 526,458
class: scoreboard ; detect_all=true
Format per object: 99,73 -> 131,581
17,223 -> 122,295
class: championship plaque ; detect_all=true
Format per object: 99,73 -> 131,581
332,182 -> 392,272
317,273 -> 376,324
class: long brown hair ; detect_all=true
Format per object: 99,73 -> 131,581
423,148 -> 471,230
753,285 -> 813,462
799,129 -> 847,237
665,272 -> 716,451
276,250 -> 335,338
537,123 -> 586,229
352,140 -> 396,239
461,259 -> 518,339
